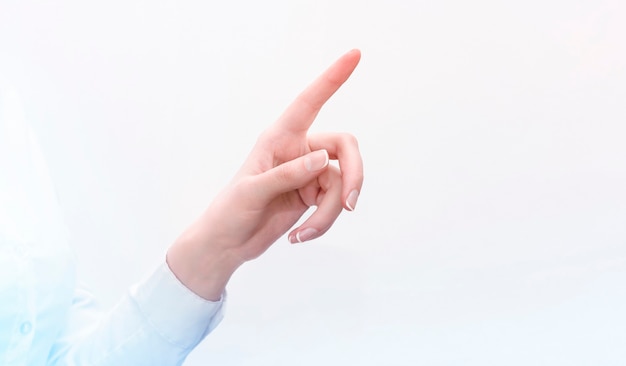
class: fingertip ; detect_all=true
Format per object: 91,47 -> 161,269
348,48 -> 361,59
288,228 -> 319,244
345,189 -> 360,211
343,49 -> 361,67
304,149 -> 329,172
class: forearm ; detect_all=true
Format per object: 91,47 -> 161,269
166,215 -> 244,302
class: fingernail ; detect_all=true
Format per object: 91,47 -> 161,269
346,189 -> 359,211
290,228 -> 319,243
305,150 -> 329,172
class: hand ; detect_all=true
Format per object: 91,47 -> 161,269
167,50 -> 363,300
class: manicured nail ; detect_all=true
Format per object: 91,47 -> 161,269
346,189 -> 359,211
304,150 -> 329,172
290,228 -> 319,243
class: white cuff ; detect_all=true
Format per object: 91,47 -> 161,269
129,262 -> 226,350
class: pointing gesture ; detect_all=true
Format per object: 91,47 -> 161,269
275,48 -> 362,134
167,50 -> 363,300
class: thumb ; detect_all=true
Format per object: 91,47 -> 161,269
252,149 -> 329,199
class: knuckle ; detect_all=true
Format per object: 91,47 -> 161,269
339,132 -> 359,148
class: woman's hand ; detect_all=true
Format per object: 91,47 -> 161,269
167,50 -> 363,300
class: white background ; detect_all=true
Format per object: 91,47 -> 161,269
2,0 -> 626,364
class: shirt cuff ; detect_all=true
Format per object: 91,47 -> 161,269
129,262 -> 226,350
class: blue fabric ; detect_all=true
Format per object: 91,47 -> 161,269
0,86 -> 225,366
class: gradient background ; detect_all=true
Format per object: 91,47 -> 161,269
1,0 -> 626,364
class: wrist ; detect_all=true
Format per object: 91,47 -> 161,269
166,234 -> 243,301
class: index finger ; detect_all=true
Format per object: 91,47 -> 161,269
274,49 -> 361,134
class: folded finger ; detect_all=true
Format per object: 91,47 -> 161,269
288,166 -> 343,243
307,132 -> 363,211
248,149 -> 329,204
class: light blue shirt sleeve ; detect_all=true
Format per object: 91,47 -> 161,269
1,85 -> 225,366
48,263 -> 226,366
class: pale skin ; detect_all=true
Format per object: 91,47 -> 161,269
167,49 -> 363,301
